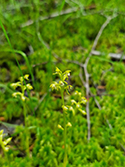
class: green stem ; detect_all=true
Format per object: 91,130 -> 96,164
61,90 -> 67,167
23,102 -> 29,158
4,150 -> 10,166
21,80 -> 29,157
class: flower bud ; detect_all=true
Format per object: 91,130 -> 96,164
11,82 -> 20,89
58,124 -> 64,130
62,105 -> 68,111
78,108 -> 86,115
26,83 -> 33,90
76,103 -> 80,109
67,73 -> 70,77
24,74 -> 29,80
21,95 -> 26,101
71,100 -> 76,105
19,76 -> 23,82
69,106 -> 75,116
80,97 -> 87,104
59,81 -> 64,86
66,122 -> 72,127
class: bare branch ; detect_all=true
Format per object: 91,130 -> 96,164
91,16 -> 117,52
66,59 -> 85,68
82,15 -> 117,141
21,7 -> 119,28
79,68 -> 86,87
21,7 -> 78,27
91,50 -> 125,60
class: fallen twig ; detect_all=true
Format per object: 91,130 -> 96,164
91,50 -> 125,60
91,16 -> 117,53
21,6 -> 119,28
66,59 -> 85,68
21,7 -> 78,27
82,15 -> 117,141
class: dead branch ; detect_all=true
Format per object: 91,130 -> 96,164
91,50 -> 125,60
82,15 -> 117,141
21,7 -> 78,27
20,6 -> 119,28
66,60 -> 85,68
91,16 -> 117,52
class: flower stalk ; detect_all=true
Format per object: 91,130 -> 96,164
50,67 -> 72,166
61,90 -> 67,167
50,67 -> 87,167
11,74 -> 33,158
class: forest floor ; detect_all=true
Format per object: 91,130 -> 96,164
0,1 -> 125,167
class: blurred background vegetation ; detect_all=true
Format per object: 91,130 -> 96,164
0,0 -> 125,166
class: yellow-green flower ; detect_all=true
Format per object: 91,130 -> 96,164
26,83 -> 33,90
0,130 -> 12,152
58,124 -> 64,130
24,74 -> 29,80
11,74 -> 33,101
66,122 -> 72,127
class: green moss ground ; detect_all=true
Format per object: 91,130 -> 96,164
0,0 -> 125,166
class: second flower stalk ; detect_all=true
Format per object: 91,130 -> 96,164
11,74 -> 33,157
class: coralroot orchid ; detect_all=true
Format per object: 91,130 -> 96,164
50,67 -> 87,167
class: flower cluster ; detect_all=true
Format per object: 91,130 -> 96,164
50,68 -> 87,132
0,130 -> 12,152
61,91 -> 87,116
50,67 -> 72,94
71,91 -> 87,115
11,74 -> 33,101
58,122 -> 72,131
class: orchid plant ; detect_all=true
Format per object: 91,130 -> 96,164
11,74 -> 33,157
50,67 -> 87,167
